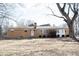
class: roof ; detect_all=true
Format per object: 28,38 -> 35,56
8,24 -> 68,30
8,26 -> 53,30
40,24 -> 50,26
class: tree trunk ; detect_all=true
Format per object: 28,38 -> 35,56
68,23 -> 79,41
0,25 -> 2,39
68,23 -> 74,38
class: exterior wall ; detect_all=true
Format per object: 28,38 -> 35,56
6,28 -> 31,38
47,28 -> 56,37
4,27 -> 69,38
41,28 -> 48,37
56,29 -> 59,37
56,28 -> 69,37
56,28 -> 65,37
5,28 -> 42,38
33,29 -> 42,38
64,28 -> 69,36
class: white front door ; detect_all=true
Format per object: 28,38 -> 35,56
31,30 -> 34,37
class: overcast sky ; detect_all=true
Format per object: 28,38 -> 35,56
14,3 -> 66,26
2,0 -> 78,27
7,2 -> 71,27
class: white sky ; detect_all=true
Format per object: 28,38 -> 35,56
1,0 -> 79,27
13,3 -> 66,26
0,0 -> 78,3
3,0 -> 79,27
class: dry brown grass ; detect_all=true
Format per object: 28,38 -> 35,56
0,38 -> 79,56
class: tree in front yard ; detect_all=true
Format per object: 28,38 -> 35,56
48,3 -> 79,41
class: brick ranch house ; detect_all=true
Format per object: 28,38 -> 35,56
3,24 -> 69,39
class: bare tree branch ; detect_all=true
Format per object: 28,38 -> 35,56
73,3 -> 76,11
56,3 -> 71,20
76,5 -> 78,11
68,5 -> 70,15
72,12 -> 78,23
0,15 -> 18,26
62,3 -> 66,11
47,6 -> 65,19
68,4 -> 75,13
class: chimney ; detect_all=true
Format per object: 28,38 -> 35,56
34,22 -> 37,29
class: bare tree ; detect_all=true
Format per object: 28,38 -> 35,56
74,15 -> 79,36
0,3 -> 18,38
48,3 -> 79,41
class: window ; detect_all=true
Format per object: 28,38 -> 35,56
10,29 -> 14,32
25,30 -> 27,32
62,35 -> 64,37
39,35 -> 41,38
62,29 -> 63,32
4,32 -> 7,35
66,35 -> 69,37
65,30 -> 66,33
57,35 -> 59,37
33,30 -> 35,31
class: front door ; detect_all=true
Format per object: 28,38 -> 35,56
31,30 -> 34,37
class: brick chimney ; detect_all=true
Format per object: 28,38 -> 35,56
34,22 -> 37,29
